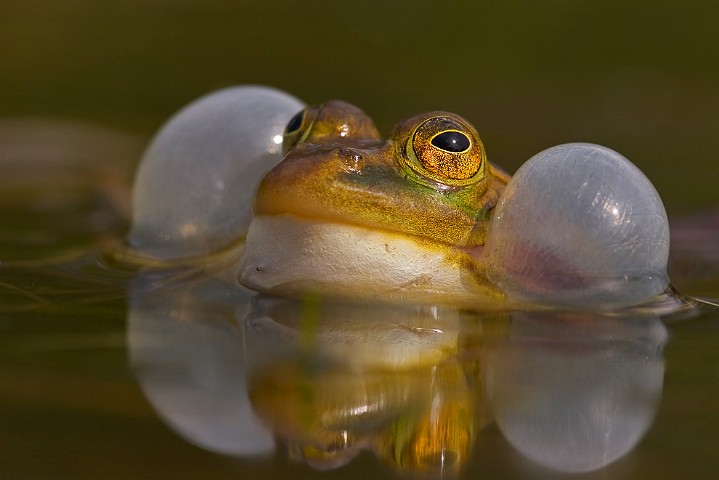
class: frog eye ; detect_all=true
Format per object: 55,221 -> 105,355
406,116 -> 486,185
285,110 -> 304,134
431,131 -> 471,153
282,107 -> 317,154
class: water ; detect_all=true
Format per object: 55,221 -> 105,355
2,1 -> 719,477
0,121 -> 718,479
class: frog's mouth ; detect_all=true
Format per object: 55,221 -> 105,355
238,213 -> 500,304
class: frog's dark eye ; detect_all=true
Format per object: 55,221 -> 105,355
285,110 -> 304,134
406,116 -> 486,185
431,131 -> 470,153
282,107 -> 316,154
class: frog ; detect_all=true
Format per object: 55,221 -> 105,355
130,86 -> 673,308
238,100 -> 511,305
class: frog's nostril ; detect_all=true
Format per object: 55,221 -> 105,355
338,148 -> 365,172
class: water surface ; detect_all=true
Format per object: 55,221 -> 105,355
0,120 -> 717,479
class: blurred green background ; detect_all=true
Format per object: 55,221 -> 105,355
1,0 -> 718,213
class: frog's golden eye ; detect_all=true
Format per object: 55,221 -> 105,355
406,116 -> 486,186
282,107 -> 317,154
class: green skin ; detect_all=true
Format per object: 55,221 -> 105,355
254,100 -> 510,250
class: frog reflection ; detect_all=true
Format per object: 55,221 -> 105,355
127,273 -> 273,457
127,273 -> 668,476
480,312 -> 667,473
243,296 -> 498,475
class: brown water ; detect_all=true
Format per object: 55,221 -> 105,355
2,1 -> 719,478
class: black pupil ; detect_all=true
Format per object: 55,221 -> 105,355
431,131 -> 470,152
285,110 -> 304,133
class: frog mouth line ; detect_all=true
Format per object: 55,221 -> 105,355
252,207 -> 488,258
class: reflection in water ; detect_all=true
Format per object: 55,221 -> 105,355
374,362 -> 480,477
482,312 -> 667,473
127,272 -> 274,457
127,272 -> 668,477
244,297 -> 495,475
